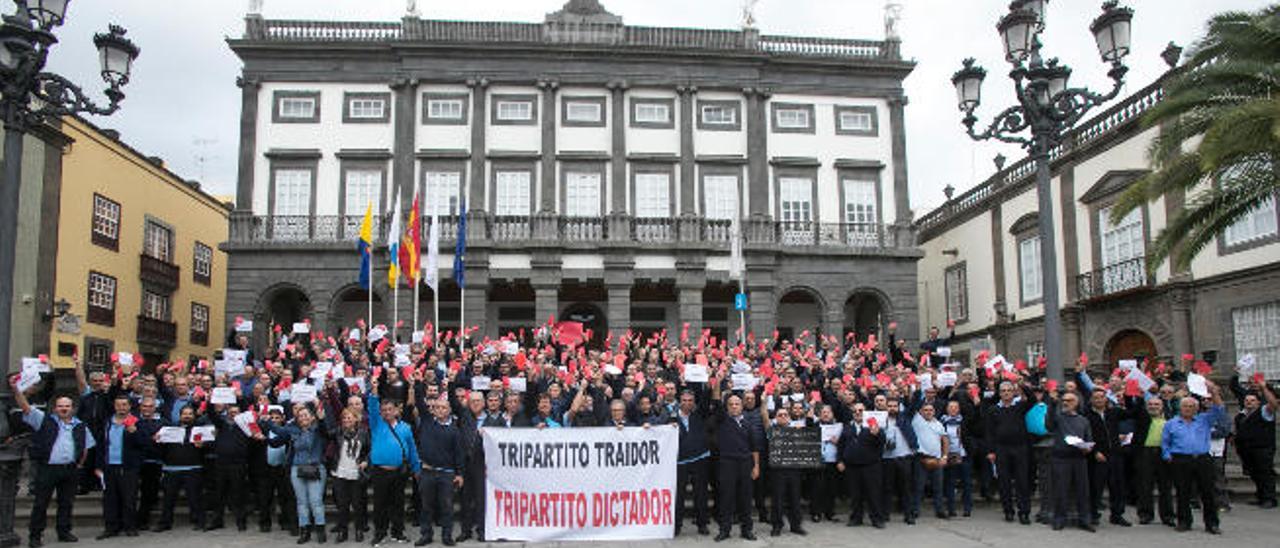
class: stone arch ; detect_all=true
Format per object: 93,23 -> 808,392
1103,328 -> 1159,366
842,287 -> 894,342
560,302 -> 607,349
776,286 -> 826,340
328,284 -> 388,336
252,282 -> 315,351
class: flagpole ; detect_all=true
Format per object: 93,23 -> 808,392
433,285 -> 440,348
413,274 -> 420,338
393,282 -> 399,341
367,261 -> 373,334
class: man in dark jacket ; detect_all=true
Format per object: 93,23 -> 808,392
1082,388 -> 1136,526
672,388 -> 711,536
1230,374 -> 1277,508
838,404 -> 887,528
983,381 -> 1034,524
13,382 -> 94,548
132,398 -> 164,531
710,383 -> 759,542
94,394 -> 144,539
1,391 -> 32,548
207,404 -> 253,531
414,394 -> 464,546
452,390 -> 486,543
1046,391 -> 1095,532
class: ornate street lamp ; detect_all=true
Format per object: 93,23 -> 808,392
951,0 -> 1132,381
0,0 -> 139,389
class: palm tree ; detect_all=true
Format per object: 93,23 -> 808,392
1112,6 -> 1280,272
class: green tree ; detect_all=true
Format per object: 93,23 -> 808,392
1113,6 -> 1280,272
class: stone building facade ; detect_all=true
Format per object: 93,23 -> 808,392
915,62 -> 1280,377
222,1 -> 920,348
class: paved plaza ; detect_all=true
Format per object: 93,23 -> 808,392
80,504 -> 1280,548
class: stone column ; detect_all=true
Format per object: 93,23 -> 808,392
607,285 -> 631,335
467,77 -> 489,211
234,76 -> 260,211
745,87 -> 770,218
677,86 -> 696,216
888,96 -> 911,247
609,80 -> 628,214
1168,278 -> 1194,361
392,78 -> 418,208
822,309 -> 843,341
1061,304 -> 1083,369
748,286 -> 776,339
538,79 -> 559,213
534,285 -> 559,326
678,285 -> 703,338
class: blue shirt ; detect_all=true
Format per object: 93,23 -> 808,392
108,422 -> 124,465
23,408 -> 96,465
1162,405 -> 1225,460
266,430 -> 287,467
367,395 -> 421,473
168,397 -> 191,424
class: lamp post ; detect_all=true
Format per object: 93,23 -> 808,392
951,0 -> 1132,381
0,0 -> 139,389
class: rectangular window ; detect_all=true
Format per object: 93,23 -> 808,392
496,100 -> 534,122
634,102 -> 670,124
565,101 -> 602,123
86,340 -> 112,369
494,170 -> 531,216
945,263 -> 968,323
142,290 -> 170,321
564,172 -> 601,217
143,221 -> 173,263
423,171 -> 461,216
779,177 -> 813,244
775,108 -> 810,130
839,111 -> 873,131
278,97 -> 316,120
1099,205 -> 1144,267
273,169 -> 312,216
91,194 -> 121,250
347,97 -> 385,119
842,178 -> 878,245
1225,195 -> 1278,247
634,173 -> 670,218
193,242 -> 212,285
428,99 -> 464,120
190,302 -> 210,346
701,105 -> 737,126
87,271 -> 116,326
1233,301 -> 1280,380
1026,341 -> 1045,365
344,169 -> 382,217
1019,236 -> 1043,303
703,175 -> 738,220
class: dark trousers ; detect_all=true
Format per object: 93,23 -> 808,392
944,456 -> 973,513
994,444 -> 1031,517
809,463 -> 839,518
459,454 -> 484,535
1170,454 -> 1218,529
882,456 -> 914,517
768,468 -> 802,530
135,462 -> 162,529
1136,447 -> 1173,522
29,463 -> 77,539
332,477 -> 368,533
716,457 -> 753,534
1051,458 -> 1091,525
1088,450 -> 1127,520
102,465 -> 139,533
752,456 -> 768,521
0,459 -> 22,546
160,469 -> 204,528
370,468 -> 408,537
257,465 -> 295,530
210,463 -> 247,526
1238,445 -> 1277,504
417,471 -> 455,539
914,459 -> 944,515
845,461 -> 884,525
676,459 -> 710,529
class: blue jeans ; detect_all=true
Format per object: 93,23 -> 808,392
914,458 -> 944,515
290,465 -> 326,527
944,456 -> 974,513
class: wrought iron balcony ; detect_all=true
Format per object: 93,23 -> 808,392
139,254 -> 179,292
228,211 -> 896,251
136,315 -> 177,348
1076,256 -> 1152,301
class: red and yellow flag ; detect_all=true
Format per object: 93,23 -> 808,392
399,192 -> 421,283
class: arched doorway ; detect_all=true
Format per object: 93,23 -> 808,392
331,286 -> 383,337
844,291 -> 887,344
777,288 -> 824,342
561,302 -> 606,349
489,280 -> 535,343
1104,329 -> 1158,365
256,284 -> 313,350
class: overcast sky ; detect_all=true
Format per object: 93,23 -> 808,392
45,0 -> 1268,213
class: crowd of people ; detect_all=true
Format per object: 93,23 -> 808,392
0,318 -> 1275,548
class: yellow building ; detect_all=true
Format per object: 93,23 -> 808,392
48,116 -> 230,370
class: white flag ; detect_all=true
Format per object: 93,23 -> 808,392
729,214 -> 745,279
424,212 -> 440,291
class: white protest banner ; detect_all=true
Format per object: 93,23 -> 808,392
1118,359 -> 1138,371
15,370 -> 41,393
509,377 -> 528,393
937,371 -> 958,388
155,426 -> 187,444
117,352 -> 134,366
1187,373 -> 1209,398
484,426 -> 677,541
471,375 -> 492,391
21,357 -> 50,374
1125,366 -> 1156,393
222,349 -> 247,365
682,364 -> 709,383
343,377 -> 366,393
820,423 -> 843,443
412,331 -> 425,344
235,320 -> 253,333
937,347 -> 952,358
310,362 -> 333,381
210,387 -> 238,405
730,373 -> 757,391
291,384 -> 318,403
214,359 -> 245,378
234,411 -> 260,437
191,425 -> 216,443
1239,354 -> 1256,377
292,322 -> 310,335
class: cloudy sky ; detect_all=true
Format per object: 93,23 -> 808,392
45,0 -> 1267,213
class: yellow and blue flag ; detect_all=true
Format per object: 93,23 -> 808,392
357,203 -> 373,289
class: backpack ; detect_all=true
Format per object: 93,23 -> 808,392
1025,402 -> 1048,436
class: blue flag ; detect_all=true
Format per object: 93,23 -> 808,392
453,198 -> 467,289
356,203 -> 374,289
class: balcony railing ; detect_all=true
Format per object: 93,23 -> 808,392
1076,256 -> 1151,301
137,316 -> 177,348
230,211 -> 899,252
139,254 -> 180,292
